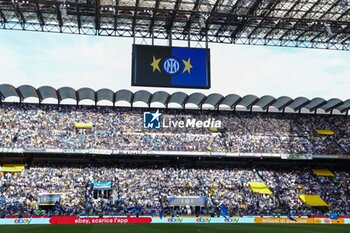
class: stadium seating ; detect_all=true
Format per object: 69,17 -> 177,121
0,103 -> 349,217
0,163 -> 349,217
0,103 -> 349,156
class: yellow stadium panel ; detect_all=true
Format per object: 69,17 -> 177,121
248,182 -> 273,195
1,164 -> 25,172
75,122 -> 93,129
312,169 -> 334,177
300,195 -> 330,207
316,130 -> 334,136
208,127 -> 219,132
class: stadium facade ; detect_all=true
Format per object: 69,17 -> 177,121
0,84 -> 349,114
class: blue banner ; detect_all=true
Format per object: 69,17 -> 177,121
93,181 -> 112,190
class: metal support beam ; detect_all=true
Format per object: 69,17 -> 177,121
76,5 -> 81,33
309,31 -> 324,43
318,0 -> 343,20
35,2 -> 45,31
166,0 -> 182,32
95,0 -> 100,35
114,0 -> 120,32
0,8 -> 7,25
205,0 -> 222,28
230,0 -> 265,40
247,0 -> 282,39
215,0 -> 245,37
15,2 -> 26,28
148,0 -> 161,35
131,0 -> 140,36
292,0 -> 322,41
57,3 -> 63,32
308,1 -> 344,42
168,30 -> 172,46
183,0 -> 201,33
278,0 -> 303,40
341,34 -> 350,44
325,7 -> 350,43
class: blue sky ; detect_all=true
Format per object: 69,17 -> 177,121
0,30 -> 349,100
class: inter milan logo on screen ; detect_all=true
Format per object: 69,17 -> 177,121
163,57 -> 181,75
143,110 -> 162,129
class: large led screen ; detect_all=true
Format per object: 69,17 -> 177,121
132,45 -> 210,89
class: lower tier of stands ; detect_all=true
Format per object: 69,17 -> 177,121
1,157 -> 349,217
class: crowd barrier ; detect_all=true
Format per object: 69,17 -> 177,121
0,147 -> 346,160
1,216 -> 349,225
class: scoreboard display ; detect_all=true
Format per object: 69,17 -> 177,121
132,45 -> 210,89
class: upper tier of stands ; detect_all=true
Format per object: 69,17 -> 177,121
0,103 -> 349,156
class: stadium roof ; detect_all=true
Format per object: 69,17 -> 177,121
0,0 -> 350,51
0,84 -> 349,115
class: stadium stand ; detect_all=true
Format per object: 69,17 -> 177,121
0,86 -> 349,219
0,103 -> 349,156
0,161 -> 349,217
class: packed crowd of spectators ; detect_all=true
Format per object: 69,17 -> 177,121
0,163 -> 349,217
0,103 -> 349,156
258,167 -> 350,216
